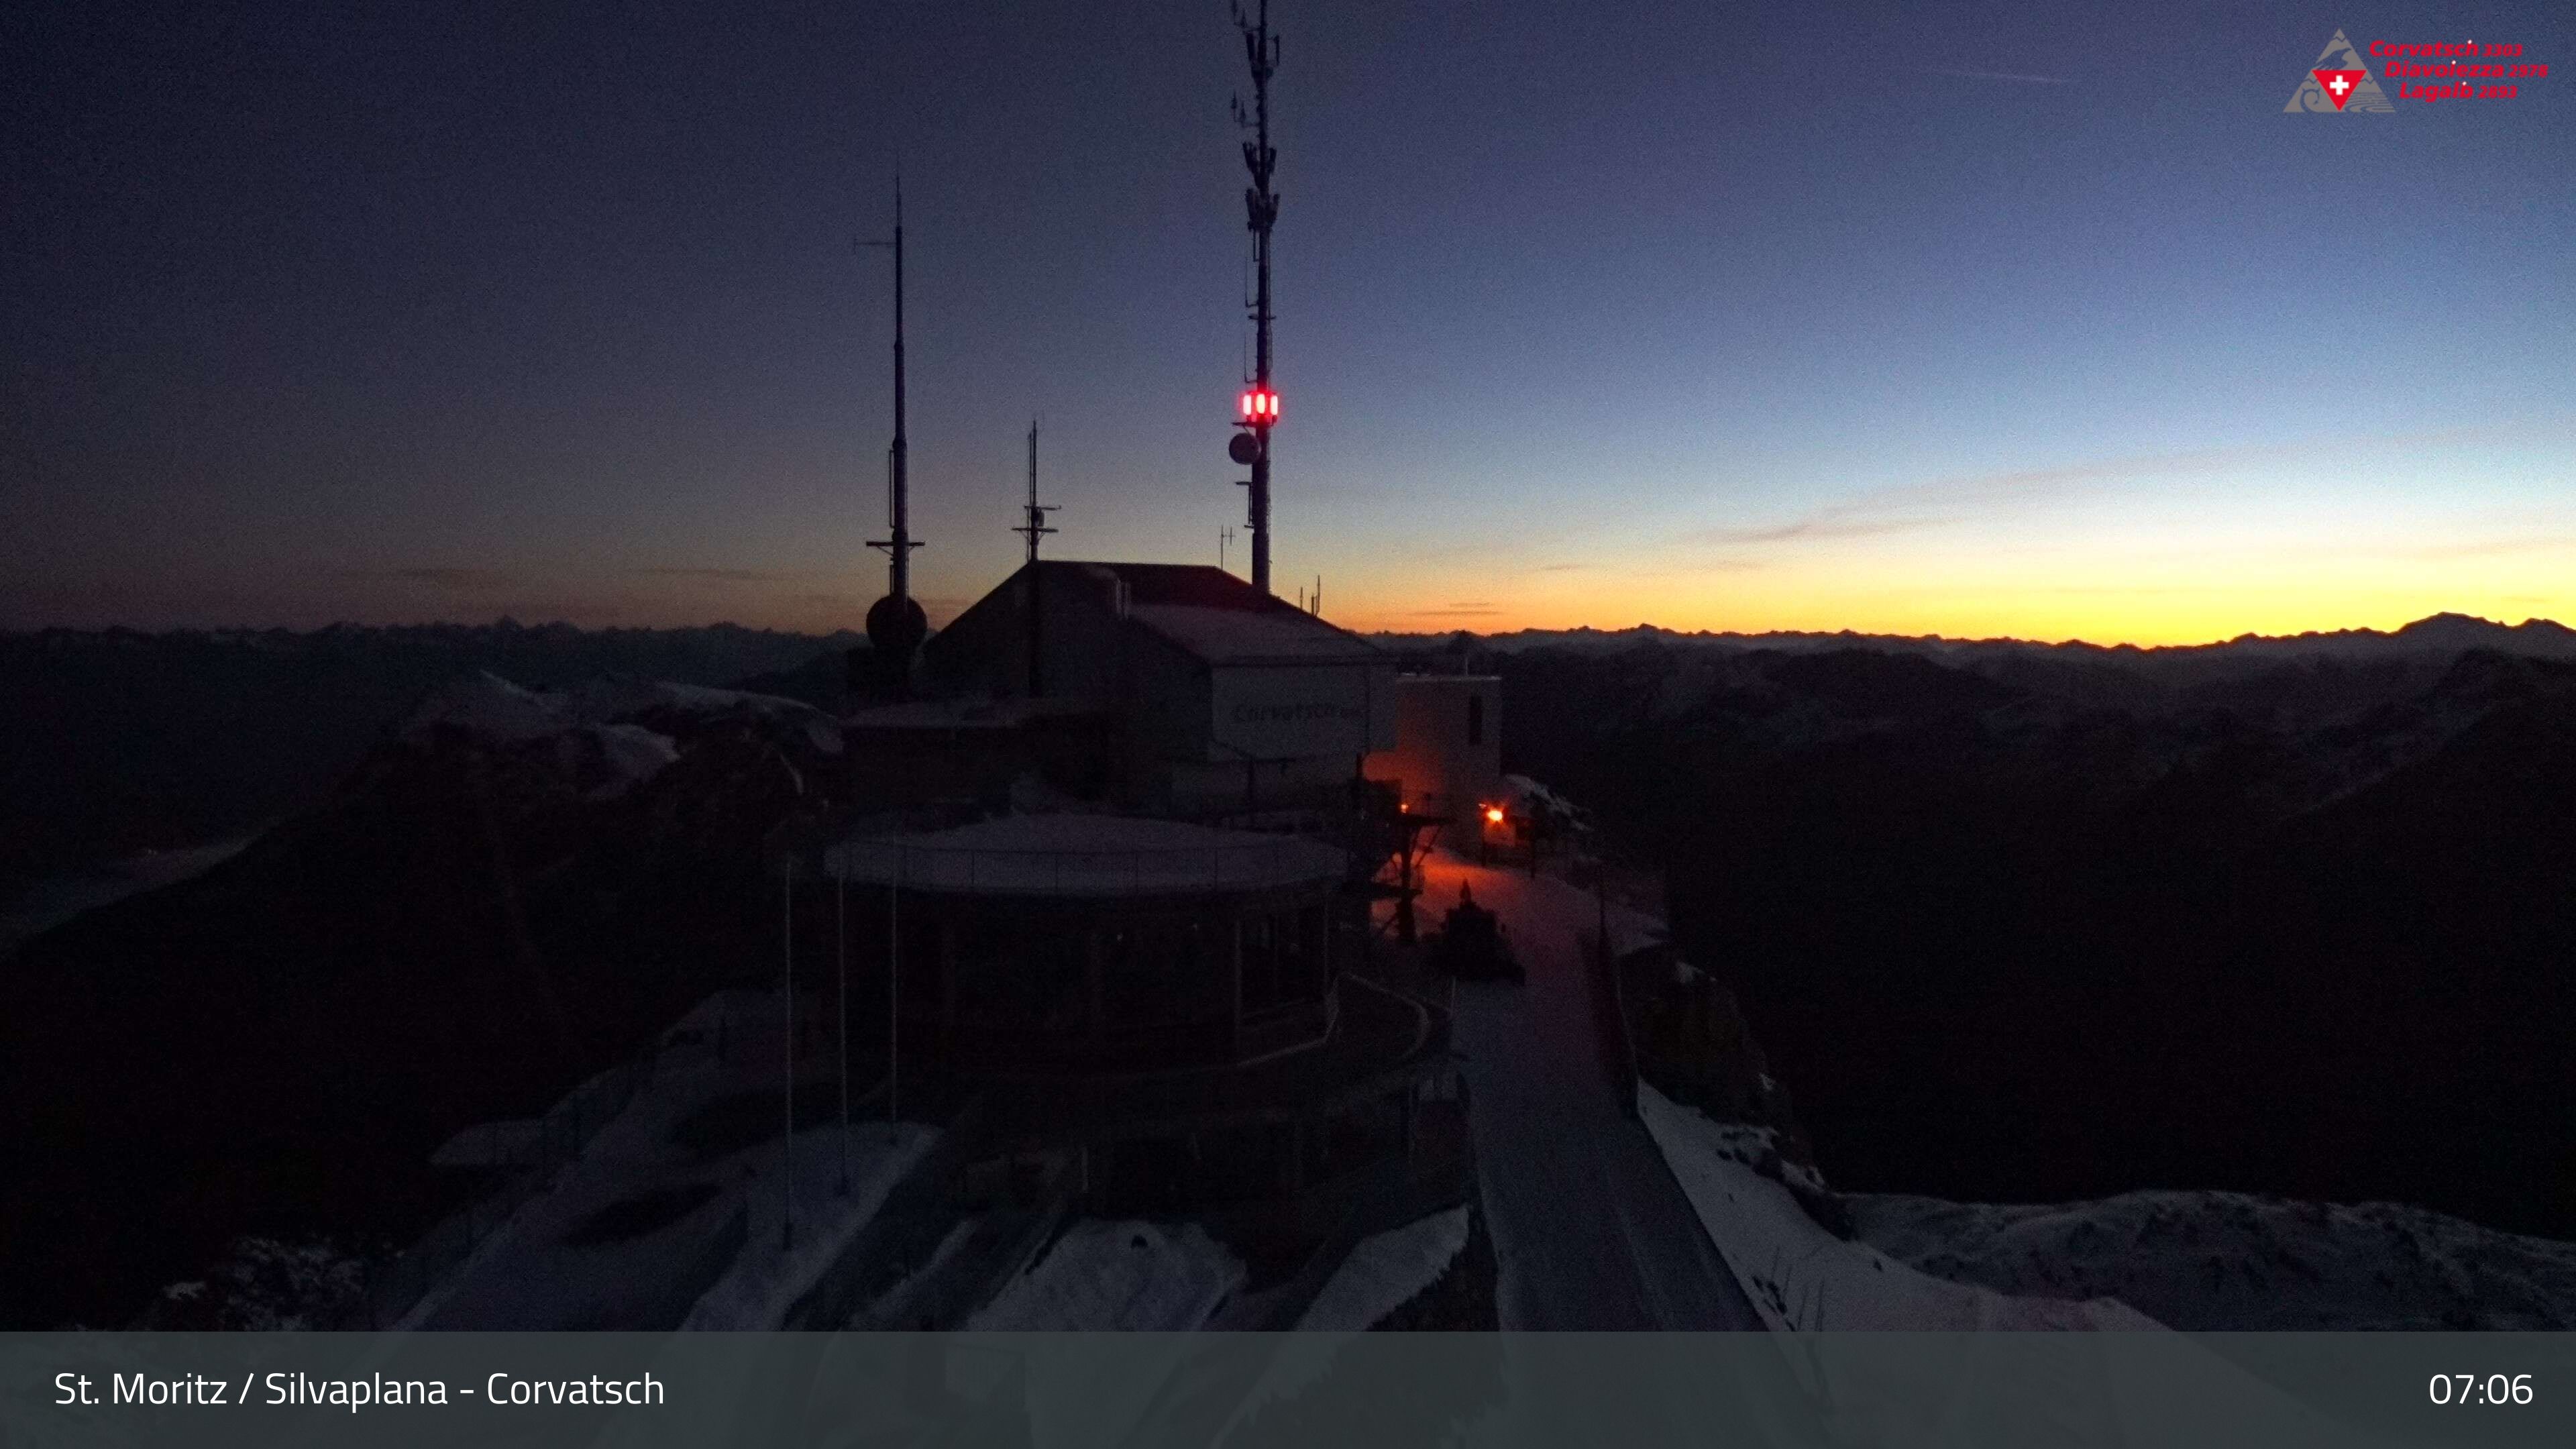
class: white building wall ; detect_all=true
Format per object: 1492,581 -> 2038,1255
1364,675 -> 1503,841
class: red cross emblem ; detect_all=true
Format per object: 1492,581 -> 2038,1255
2312,69 -> 2366,109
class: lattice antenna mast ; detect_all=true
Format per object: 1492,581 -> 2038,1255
861,172 -> 926,692
1229,0 -> 1281,595
1012,419 -> 1057,564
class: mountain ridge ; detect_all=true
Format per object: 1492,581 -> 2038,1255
1370,611 -> 2576,659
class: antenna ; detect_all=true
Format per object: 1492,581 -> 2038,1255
1008,418 -> 1057,698
862,171 -> 926,694
1226,0 -> 1281,596
1011,417 -> 1057,564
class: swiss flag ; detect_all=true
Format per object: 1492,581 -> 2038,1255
2313,68 -> 2367,109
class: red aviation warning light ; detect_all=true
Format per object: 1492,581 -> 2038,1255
1238,387 -> 1280,427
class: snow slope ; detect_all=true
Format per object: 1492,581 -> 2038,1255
411,990 -> 932,1331
1295,1205 -> 1472,1331
401,672 -> 835,799
680,1123 -> 935,1330
966,1219 -> 1242,1331
1638,1082 -> 2156,1331
0,835 -> 255,955
1849,1189 -> 2576,1331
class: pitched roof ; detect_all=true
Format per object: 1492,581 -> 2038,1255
1037,561 -> 1385,667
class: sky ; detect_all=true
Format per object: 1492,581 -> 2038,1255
5,0 -> 2572,645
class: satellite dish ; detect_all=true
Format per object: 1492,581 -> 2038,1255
1228,432 -> 1260,466
865,594 -> 928,656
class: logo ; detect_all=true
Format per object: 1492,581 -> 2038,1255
2286,29 -> 2394,111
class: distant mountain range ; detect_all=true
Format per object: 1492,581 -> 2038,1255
5,608 -> 2573,1327
10,612 -> 2563,904
0,669 -> 849,1327
1374,612 -> 2576,661
0,621 -> 859,898
1481,629 -> 2576,1248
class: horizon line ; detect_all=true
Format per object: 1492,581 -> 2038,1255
8,609 -> 2569,655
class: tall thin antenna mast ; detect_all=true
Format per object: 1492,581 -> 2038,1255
863,172 -> 926,694
1229,0 -> 1281,596
1011,418 -> 1057,697
1012,418 -> 1056,565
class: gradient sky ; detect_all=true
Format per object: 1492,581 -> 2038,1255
5,1 -> 2571,644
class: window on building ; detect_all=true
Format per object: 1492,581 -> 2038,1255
1466,694 -> 1485,746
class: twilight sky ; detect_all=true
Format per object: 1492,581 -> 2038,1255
5,0 -> 2572,644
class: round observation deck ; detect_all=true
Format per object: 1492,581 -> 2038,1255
821,814 -> 1350,1075
824,813 -> 1344,899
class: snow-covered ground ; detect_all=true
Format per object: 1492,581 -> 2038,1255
401,671 -> 837,799
1642,1086 -> 2427,1440
412,989 -> 932,1330
1295,1205 -> 1472,1331
1485,833 -> 2573,1336
941,1220 -> 1246,1449
1,835 -> 256,955
965,1219 -> 1242,1331
1850,1189 -> 2576,1330
681,1123 -> 934,1330
1640,1083 -> 2157,1330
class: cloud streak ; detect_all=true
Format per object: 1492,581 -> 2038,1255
1683,421 -> 2571,555
1686,516 -> 1947,546
347,567 -> 517,590
628,567 -> 802,584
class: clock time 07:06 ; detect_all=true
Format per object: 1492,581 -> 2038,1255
2429,1374 -> 2532,1405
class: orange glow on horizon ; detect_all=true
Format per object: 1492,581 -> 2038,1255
1315,537 -> 2576,649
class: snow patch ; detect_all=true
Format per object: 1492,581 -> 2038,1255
2,835 -> 258,953
409,672 -> 828,743
1637,1081 -> 2157,1331
680,1124 -> 937,1330
407,990 -> 934,1331
429,1118 -> 545,1171
966,1219 -> 1242,1331
587,722 -> 680,798
1501,773 -> 1586,824
406,672 -> 564,741
401,671 -> 833,798
1850,1189 -> 2576,1330
564,677 -> 824,724
1296,1205 -> 1471,1331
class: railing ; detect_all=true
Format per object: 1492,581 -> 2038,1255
1231,1073 -> 1479,1330
1591,925 -> 1642,1121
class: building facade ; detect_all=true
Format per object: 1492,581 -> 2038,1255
1364,673 -> 1504,848
922,561 -> 1397,819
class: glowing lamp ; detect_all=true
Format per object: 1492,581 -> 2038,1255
1238,387 -> 1279,426
1485,806 -> 1505,825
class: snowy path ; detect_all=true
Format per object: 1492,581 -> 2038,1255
1422,851 -> 1762,1330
